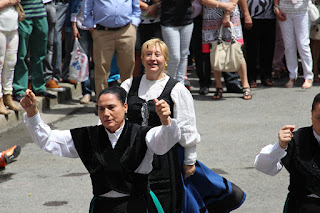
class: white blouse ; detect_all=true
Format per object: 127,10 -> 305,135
121,74 -> 200,165
24,112 -> 181,197
254,129 -> 320,176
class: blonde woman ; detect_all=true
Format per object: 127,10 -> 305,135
121,38 -> 246,212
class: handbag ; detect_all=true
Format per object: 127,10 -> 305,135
69,38 -> 89,82
15,3 -> 25,22
210,22 -> 243,72
308,0 -> 320,22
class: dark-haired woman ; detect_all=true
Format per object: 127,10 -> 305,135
20,87 -> 181,213
255,93 -> 320,212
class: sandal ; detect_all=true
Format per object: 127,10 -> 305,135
249,80 -> 258,88
285,79 -> 295,88
263,78 -> 274,86
273,70 -> 281,79
213,88 -> 223,100
302,79 -> 313,89
243,87 -> 252,100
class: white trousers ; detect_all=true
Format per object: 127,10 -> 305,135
0,30 -> 19,97
278,12 -> 313,80
161,23 -> 194,83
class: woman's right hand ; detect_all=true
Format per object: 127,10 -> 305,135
278,125 -> 295,149
221,2 -> 236,13
20,89 -> 39,117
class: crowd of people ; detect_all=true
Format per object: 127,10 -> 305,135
1,0 -> 320,212
1,0 -> 320,115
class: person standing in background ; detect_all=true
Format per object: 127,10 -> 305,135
52,0 -> 69,84
13,0 -> 56,102
43,0 -> 65,92
0,0 -> 21,114
274,0 -> 313,88
243,0 -> 276,88
83,0 -> 141,98
160,0 -> 194,86
70,0 -> 93,104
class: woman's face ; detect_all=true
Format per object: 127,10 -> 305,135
312,103 -> 320,136
98,93 -> 127,133
142,44 -> 166,77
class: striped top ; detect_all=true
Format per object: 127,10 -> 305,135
21,0 -> 46,19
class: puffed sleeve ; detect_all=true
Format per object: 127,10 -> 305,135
254,141 -> 287,176
171,83 -> 200,165
24,112 -> 79,158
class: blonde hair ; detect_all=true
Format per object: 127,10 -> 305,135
141,38 -> 169,69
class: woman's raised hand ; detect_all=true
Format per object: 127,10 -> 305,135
20,89 -> 39,117
154,98 -> 171,126
278,125 -> 295,149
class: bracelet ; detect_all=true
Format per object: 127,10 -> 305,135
157,2 -> 161,8
273,5 -> 279,13
216,1 -> 219,8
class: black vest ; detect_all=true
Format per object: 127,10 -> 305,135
282,126 -> 320,211
127,76 -> 183,213
127,75 -> 177,126
70,122 -> 151,197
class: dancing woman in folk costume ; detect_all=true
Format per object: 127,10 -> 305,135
121,38 -> 246,212
21,86 -> 181,213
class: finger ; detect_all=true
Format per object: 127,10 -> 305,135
154,98 -> 159,105
281,125 -> 296,131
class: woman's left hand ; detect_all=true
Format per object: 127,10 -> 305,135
154,98 -> 171,126
183,164 -> 196,179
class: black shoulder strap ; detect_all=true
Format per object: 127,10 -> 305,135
128,75 -> 143,98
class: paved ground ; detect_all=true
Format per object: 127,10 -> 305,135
0,70 -> 319,212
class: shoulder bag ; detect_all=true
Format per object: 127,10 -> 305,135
210,22 -> 243,72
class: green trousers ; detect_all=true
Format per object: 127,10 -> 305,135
13,17 -> 48,95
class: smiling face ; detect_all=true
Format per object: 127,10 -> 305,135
98,93 -> 127,133
142,44 -> 166,79
141,39 -> 169,80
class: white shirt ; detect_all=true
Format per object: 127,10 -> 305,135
0,6 -> 18,31
24,112 -> 181,197
121,74 -> 200,165
254,129 -> 320,176
254,129 -> 320,198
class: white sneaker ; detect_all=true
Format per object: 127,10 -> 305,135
80,94 -> 91,104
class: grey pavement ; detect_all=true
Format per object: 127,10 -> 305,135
1,71 -> 319,212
